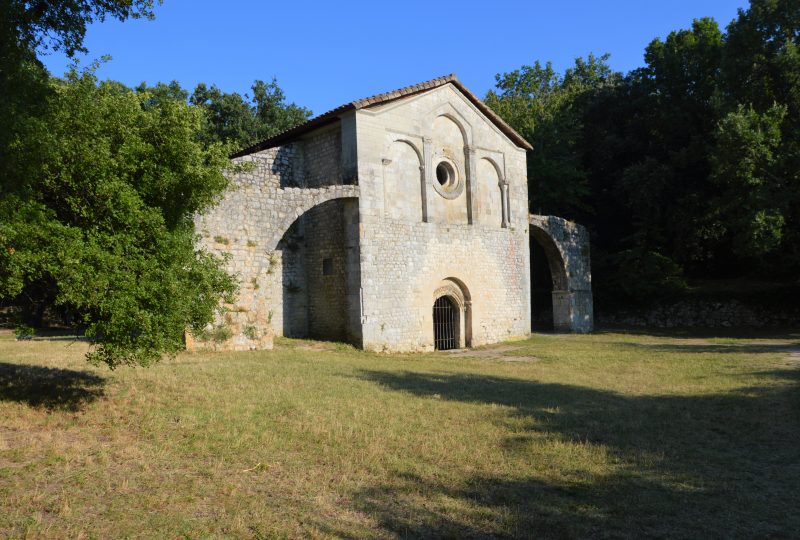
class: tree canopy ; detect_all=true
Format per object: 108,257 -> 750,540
189,78 -> 312,149
1,68 -> 237,367
2,0 -> 157,55
487,0 -> 800,304
0,1 -> 313,367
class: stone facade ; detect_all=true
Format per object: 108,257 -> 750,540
192,75 -> 594,352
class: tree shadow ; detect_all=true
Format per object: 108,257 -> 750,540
615,341 -> 800,355
0,363 -> 105,411
595,326 -> 800,340
352,369 -> 800,538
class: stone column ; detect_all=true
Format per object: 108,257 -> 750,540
419,165 -> 428,223
464,145 -> 477,225
499,180 -> 509,228
422,137 -> 433,223
504,180 -> 512,225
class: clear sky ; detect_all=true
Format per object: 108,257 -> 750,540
41,0 -> 749,115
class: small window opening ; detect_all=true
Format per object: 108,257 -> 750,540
436,162 -> 450,186
322,258 -> 333,276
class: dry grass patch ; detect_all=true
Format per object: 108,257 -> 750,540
1,331 -> 798,538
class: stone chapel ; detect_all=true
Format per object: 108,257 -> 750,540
193,75 -> 593,352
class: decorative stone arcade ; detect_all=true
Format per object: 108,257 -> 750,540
529,214 -> 594,333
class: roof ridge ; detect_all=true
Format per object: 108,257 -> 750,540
231,73 -> 530,158
349,73 -> 457,109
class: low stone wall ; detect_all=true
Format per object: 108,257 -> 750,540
598,299 -> 800,328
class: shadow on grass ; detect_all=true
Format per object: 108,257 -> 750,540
595,325 -> 800,340
0,362 -> 105,411
616,341 -> 800,355
353,369 -> 800,538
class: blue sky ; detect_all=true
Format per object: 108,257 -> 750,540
42,0 -> 749,115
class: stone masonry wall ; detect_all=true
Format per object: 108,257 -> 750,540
276,220 -> 308,338
355,84 -> 532,352
304,199 -> 349,341
192,126 -> 358,351
359,218 -> 530,351
303,128 -> 342,188
598,300 -> 800,328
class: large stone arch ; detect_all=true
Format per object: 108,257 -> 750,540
529,215 -> 593,333
428,101 -> 473,147
274,196 -> 361,344
265,185 -> 360,251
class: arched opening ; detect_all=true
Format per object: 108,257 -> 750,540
476,157 -> 504,227
273,198 -> 360,344
433,295 -> 459,350
432,278 -> 472,349
430,114 -> 469,223
529,225 -> 569,332
530,237 -> 554,331
383,139 -> 423,222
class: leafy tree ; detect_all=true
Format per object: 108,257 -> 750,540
487,2 -> 800,304
614,18 -> 725,270
0,0 -> 159,136
0,1 -> 248,367
721,0 -> 800,271
485,54 -> 620,218
2,0 -> 158,56
135,79 -> 189,105
0,69 -> 236,367
190,78 -> 312,149
710,104 -> 787,257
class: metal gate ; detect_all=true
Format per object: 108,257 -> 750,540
433,296 -> 457,350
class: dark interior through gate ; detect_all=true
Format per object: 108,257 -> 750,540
433,296 -> 458,350
530,236 -> 555,331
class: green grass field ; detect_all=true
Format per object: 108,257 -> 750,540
1,330 -> 798,538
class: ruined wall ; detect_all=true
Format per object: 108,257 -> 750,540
354,84 -> 531,352
529,215 -> 593,333
192,125 -> 359,351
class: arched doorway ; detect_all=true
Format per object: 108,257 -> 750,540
433,295 -> 459,350
432,278 -> 472,350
